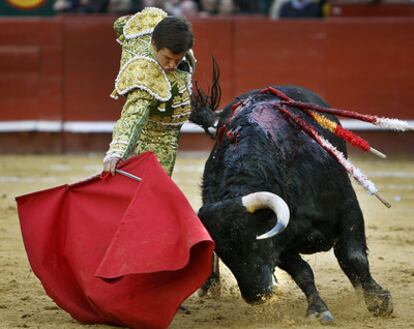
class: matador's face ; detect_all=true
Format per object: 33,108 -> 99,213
153,45 -> 186,72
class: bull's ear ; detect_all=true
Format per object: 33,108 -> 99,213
198,198 -> 246,231
190,80 -> 217,132
189,94 -> 217,135
210,56 -> 222,112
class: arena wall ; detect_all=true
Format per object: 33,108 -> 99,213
0,16 -> 413,154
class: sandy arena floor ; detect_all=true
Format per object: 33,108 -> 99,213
0,152 -> 413,329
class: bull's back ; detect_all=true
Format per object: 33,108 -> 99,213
204,85 -> 356,222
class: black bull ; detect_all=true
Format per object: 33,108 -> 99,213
191,86 -> 393,322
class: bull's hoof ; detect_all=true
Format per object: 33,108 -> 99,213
364,290 -> 393,317
307,310 -> 334,324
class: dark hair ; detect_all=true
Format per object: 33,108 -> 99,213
152,17 -> 194,54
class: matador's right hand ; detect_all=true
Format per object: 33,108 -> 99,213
102,156 -> 121,176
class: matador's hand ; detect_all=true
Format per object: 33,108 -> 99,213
102,156 -> 121,176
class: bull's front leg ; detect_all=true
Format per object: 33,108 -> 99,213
279,254 -> 334,324
196,199 -> 244,298
197,252 -> 220,297
334,203 -> 393,317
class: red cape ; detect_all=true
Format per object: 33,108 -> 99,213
16,152 -> 214,329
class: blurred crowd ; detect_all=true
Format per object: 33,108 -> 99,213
53,0 -> 328,19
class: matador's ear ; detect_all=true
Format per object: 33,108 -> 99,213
185,49 -> 197,74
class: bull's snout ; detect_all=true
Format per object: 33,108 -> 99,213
239,270 -> 277,305
242,284 -> 276,305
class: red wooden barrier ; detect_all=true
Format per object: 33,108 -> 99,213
234,17 -> 414,118
0,18 -> 62,121
0,16 -> 413,153
62,15 -> 120,121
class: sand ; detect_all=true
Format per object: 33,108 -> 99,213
0,153 -> 413,329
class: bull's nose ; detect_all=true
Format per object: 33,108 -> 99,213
244,291 -> 275,305
242,285 -> 276,305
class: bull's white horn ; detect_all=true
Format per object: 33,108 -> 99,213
241,191 -> 290,240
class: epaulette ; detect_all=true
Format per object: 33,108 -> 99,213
113,15 -> 130,38
114,56 -> 171,102
123,7 -> 168,40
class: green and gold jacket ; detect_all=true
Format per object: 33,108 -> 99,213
105,7 -> 194,176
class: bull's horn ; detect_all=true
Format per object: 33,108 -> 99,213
241,192 -> 290,240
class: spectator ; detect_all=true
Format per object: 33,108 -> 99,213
139,0 -> 165,10
180,0 -> 199,18
53,0 -> 108,13
165,0 -> 182,16
107,0 -> 132,14
235,0 -> 272,14
218,0 -> 235,15
269,0 -> 291,18
53,0 -> 86,13
199,0 -> 218,16
88,0 -> 109,12
277,0 -> 324,18
53,0 -> 75,13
